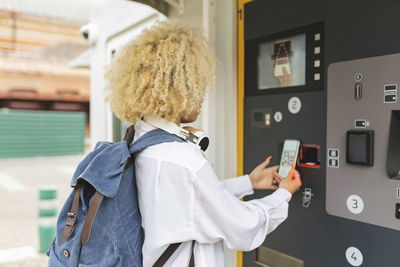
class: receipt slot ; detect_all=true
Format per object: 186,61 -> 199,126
386,110 -> 400,179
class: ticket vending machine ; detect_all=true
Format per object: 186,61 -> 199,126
240,1 -> 400,266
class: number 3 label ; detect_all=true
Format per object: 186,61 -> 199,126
346,247 -> 363,266
288,97 -> 302,114
347,195 -> 364,214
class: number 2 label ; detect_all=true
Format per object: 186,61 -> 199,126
288,97 -> 301,114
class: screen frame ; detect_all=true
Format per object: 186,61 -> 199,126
245,22 -> 324,97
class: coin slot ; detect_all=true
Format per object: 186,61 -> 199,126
355,83 -> 362,100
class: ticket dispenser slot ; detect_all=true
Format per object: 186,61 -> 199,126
299,144 -> 320,168
386,110 -> 400,179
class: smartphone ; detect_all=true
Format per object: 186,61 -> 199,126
278,139 -> 300,178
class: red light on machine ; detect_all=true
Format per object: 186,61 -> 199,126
299,144 -> 320,168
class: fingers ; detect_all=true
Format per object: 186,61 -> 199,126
257,156 -> 272,170
271,165 -> 279,172
290,169 -> 300,180
288,169 -> 302,185
273,171 -> 284,180
270,185 -> 279,190
274,174 -> 282,183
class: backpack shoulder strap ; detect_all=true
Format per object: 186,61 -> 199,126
153,241 -> 195,267
124,126 -> 194,266
75,126 -> 186,246
81,191 -> 104,245
122,125 -> 183,171
128,127 -> 183,155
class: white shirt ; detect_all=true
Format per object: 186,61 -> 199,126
133,120 -> 292,267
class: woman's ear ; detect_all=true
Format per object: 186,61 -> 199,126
180,110 -> 199,124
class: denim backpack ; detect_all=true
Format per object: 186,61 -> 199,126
47,126 -> 195,267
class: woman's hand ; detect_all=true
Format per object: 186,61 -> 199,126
275,169 -> 302,194
249,156 -> 282,190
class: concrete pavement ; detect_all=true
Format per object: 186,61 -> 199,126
0,153 -> 86,266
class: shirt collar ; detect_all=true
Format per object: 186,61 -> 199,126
134,120 -> 157,140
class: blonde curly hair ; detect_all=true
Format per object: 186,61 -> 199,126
104,19 -> 215,124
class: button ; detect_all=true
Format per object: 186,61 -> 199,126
328,149 -> 339,158
314,33 -> 321,41
273,111 -> 283,123
64,249 -> 70,258
384,94 -> 397,103
265,113 -> 271,126
314,46 -> 321,54
384,84 -> 397,93
328,158 -> 339,167
314,60 -> 320,67
314,73 -> 320,81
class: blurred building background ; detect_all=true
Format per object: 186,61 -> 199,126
0,1 -> 104,266
0,0 -> 99,157
0,0 -> 237,266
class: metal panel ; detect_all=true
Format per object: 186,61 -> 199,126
0,109 -> 85,158
326,54 -> 400,231
241,0 -> 400,266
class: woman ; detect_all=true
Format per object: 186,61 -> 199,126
104,19 -> 302,267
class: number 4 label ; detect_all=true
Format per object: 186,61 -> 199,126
346,247 -> 363,266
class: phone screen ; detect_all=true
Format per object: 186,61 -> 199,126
278,139 -> 300,178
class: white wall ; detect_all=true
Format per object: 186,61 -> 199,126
89,0 -> 164,147
171,1 -> 238,266
169,0 -> 237,180
215,1 -> 237,266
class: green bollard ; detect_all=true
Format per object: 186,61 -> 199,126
38,186 -> 58,253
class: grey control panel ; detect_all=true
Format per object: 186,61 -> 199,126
326,53 -> 400,230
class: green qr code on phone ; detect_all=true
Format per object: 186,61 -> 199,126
281,150 -> 297,166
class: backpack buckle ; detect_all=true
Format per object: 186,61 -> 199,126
61,188 -> 81,242
67,212 -> 76,219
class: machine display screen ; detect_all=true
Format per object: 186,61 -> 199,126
258,33 -> 306,90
